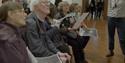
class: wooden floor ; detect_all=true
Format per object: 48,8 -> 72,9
82,19 -> 124,63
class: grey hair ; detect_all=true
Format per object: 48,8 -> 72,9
58,1 -> 69,11
29,0 -> 41,11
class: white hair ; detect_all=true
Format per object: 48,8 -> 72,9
29,0 -> 41,11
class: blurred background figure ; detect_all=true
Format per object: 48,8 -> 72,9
95,0 -> 104,20
22,0 -> 31,14
88,0 -> 96,20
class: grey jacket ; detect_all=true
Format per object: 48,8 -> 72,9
25,12 -> 59,57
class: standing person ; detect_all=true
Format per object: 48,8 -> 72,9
106,0 -> 125,61
25,0 -> 71,62
0,1 -> 30,63
96,0 -> 103,20
89,0 -> 96,20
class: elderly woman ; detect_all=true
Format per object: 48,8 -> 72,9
69,3 -> 82,19
25,0 -> 70,62
0,1 -> 30,63
55,1 -> 71,28
56,1 -> 90,63
46,3 -> 70,55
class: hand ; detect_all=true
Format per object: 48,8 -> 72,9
64,53 -> 71,61
81,22 -> 88,29
57,52 -> 71,61
59,57 -> 67,63
57,52 -> 65,57
68,27 -> 74,31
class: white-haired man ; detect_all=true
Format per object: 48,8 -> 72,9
25,0 -> 71,62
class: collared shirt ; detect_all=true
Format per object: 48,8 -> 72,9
108,0 -> 125,17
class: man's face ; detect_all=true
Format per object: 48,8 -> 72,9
35,0 -> 50,15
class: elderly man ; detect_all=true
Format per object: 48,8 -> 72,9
25,0 -> 70,62
106,0 -> 125,61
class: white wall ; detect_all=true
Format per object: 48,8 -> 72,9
72,0 -> 82,5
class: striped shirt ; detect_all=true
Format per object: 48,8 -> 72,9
108,0 -> 125,17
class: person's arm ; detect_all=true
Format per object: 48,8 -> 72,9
45,34 -> 60,53
42,22 -> 61,53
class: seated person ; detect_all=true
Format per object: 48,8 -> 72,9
46,3 -> 70,55
0,1 -> 30,63
56,1 -> 90,63
25,0 -> 70,62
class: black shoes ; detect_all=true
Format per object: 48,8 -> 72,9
106,51 -> 114,57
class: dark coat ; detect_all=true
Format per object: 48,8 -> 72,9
25,12 -> 59,57
0,23 -> 30,63
55,12 -> 71,28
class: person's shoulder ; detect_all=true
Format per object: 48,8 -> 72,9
26,12 -> 37,25
0,23 -> 12,31
0,23 -> 14,41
